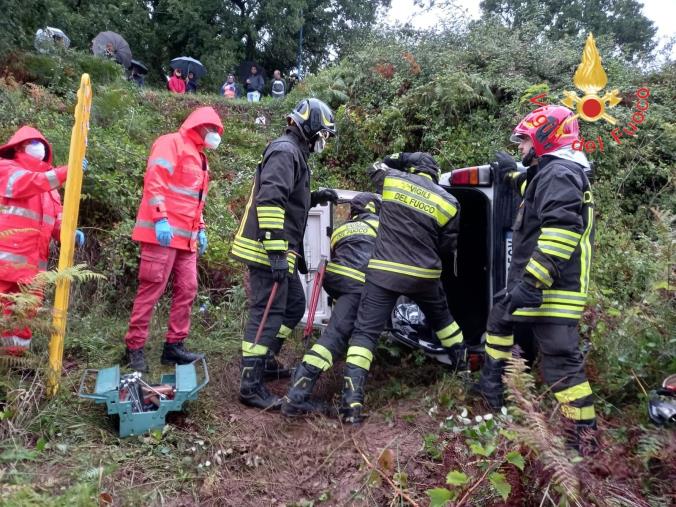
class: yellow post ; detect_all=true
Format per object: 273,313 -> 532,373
47,74 -> 92,396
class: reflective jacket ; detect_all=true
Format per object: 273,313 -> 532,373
0,127 -> 66,284
231,127 -> 310,273
325,210 -> 379,296
131,107 -> 223,252
508,155 -> 595,324
367,167 -> 460,293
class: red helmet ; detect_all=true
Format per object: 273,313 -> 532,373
510,105 -> 579,157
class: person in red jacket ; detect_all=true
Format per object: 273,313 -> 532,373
123,106 -> 223,372
0,126 -> 85,355
168,68 -> 186,94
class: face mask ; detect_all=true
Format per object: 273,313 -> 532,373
313,136 -> 326,154
24,141 -> 46,161
204,132 -> 221,149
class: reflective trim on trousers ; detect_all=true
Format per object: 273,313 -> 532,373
0,335 -> 31,348
560,404 -> 596,421
554,380 -> 593,404
242,341 -> 269,357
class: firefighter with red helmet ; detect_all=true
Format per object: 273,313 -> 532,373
0,127 -> 85,355
473,105 -> 596,451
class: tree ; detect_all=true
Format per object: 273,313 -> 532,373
480,0 -> 657,59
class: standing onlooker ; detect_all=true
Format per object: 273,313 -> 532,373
168,68 -> 186,94
186,71 -> 198,93
245,65 -> 264,102
270,70 -> 286,99
222,74 -> 240,99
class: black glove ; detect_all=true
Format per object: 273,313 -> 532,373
507,281 -> 543,313
268,252 -> 289,283
491,151 -> 518,184
310,188 -> 338,207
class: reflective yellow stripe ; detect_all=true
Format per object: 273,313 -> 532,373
368,259 -> 441,279
519,180 -> 527,196
287,253 -> 297,273
436,321 -> 460,339
257,206 -> 284,215
346,345 -> 373,369
560,404 -> 596,421
486,334 -> 514,346
242,341 -> 268,357
440,332 -> 463,348
330,222 -> 377,248
512,305 -> 583,319
276,324 -> 293,339
382,176 -> 457,226
526,258 -> 553,287
579,207 -> 593,293
365,201 -> 376,213
538,240 -> 575,260
235,184 -> 256,238
554,381 -> 592,403
326,262 -> 365,283
258,219 -> 284,229
540,227 -> 581,247
304,354 -> 331,371
542,290 -> 587,305
310,343 -> 333,366
486,346 -> 512,360
231,241 -> 271,266
262,239 -> 288,251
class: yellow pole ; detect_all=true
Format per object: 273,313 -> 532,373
47,74 -> 92,396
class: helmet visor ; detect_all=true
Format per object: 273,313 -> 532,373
510,133 -> 528,144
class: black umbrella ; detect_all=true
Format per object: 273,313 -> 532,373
92,31 -> 132,68
129,59 -> 148,75
237,61 -> 267,83
170,57 -> 206,78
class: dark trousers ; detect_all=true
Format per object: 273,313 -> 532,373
345,280 -> 458,371
243,267 -> 306,353
482,297 -> 595,422
302,291 -> 361,370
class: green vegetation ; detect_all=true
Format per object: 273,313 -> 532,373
1,8 -> 674,506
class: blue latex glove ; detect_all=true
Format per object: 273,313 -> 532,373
197,229 -> 208,256
155,218 -> 174,246
75,229 -> 85,247
82,158 -> 89,171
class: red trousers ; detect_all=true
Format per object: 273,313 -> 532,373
124,242 -> 198,350
0,280 -> 34,355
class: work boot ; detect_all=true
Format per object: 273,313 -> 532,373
339,364 -> 369,424
446,343 -> 469,373
281,363 -> 332,417
160,341 -> 204,365
263,350 -> 291,380
124,347 -> 148,373
239,356 -> 281,410
470,355 -> 505,410
565,420 -> 599,455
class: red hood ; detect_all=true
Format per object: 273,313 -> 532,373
179,107 -> 224,140
0,126 -> 53,164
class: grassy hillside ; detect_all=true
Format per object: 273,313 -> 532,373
0,28 -> 675,506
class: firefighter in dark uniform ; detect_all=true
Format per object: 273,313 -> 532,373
338,152 -> 467,423
231,98 -> 338,409
281,192 -> 381,416
474,105 -> 596,450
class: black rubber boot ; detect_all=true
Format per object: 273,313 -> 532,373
565,420 -> 599,455
281,363 -> 332,417
339,364 -> 369,424
446,343 -> 470,373
470,355 -> 505,410
124,347 -> 148,373
263,350 -> 291,380
239,356 -> 281,410
160,342 -> 204,365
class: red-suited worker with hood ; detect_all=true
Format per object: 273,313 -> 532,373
122,106 -> 223,372
0,126 -> 87,355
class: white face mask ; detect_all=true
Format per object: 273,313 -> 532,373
313,136 -> 326,154
24,141 -> 46,161
204,132 -> 221,149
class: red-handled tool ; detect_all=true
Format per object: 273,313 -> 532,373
254,281 -> 280,344
303,257 -> 327,347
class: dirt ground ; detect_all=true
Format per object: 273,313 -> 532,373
170,358 -> 449,506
